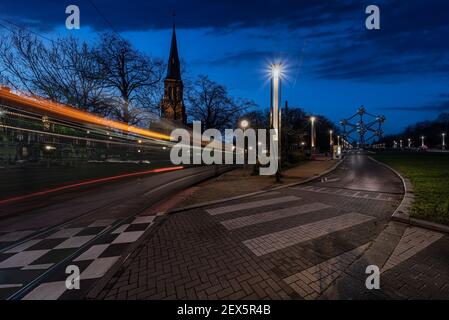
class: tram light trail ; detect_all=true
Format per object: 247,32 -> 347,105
0,166 -> 185,206
0,88 -> 171,141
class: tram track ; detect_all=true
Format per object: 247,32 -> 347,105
0,165 -> 234,299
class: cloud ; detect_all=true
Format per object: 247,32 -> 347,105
0,0 -> 362,32
380,98 -> 449,112
1,0 -> 449,82
207,49 -> 278,66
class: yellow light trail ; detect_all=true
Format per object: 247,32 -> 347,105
0,88 -> 171,141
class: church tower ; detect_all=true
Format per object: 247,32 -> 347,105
160,23 -> 186,125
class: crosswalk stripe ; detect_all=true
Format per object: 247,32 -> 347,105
206,196 -> 301,216
382,227 -> 443,273
243,213 -> 374,256
283,243 -> 370,299
221,202 -> 331,230
291,186 -> 397,202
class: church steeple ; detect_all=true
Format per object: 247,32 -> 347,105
166,24 -> 181,80
160,20 -> 186,125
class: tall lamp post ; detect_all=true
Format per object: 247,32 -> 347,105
310,116 -> 316,154
329,130 -> 333,147
421,136 -> 425,148
270,63 -> 282,182
442,133 -> 446,150
240,119 -> 249,171
329,130 -> 334,158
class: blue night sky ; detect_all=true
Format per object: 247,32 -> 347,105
1,0 -> 449,134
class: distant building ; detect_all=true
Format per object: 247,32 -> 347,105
160,23 -> 186,125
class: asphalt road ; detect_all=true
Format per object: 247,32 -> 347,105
310,151 -> 403,193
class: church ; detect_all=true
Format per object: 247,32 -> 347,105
160,23 -> 187,125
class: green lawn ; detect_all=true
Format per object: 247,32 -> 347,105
374,153 -> 449,226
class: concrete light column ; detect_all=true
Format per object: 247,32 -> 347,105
310,116 -> 316,153
270,63 -> 282,182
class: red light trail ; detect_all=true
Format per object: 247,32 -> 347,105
0,166 -> 184,205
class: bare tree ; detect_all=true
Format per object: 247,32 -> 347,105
0,30 -> 111,116
186,75 -> 253,131
94,33 -> 164,125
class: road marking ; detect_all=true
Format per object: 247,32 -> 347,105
111,224 -> 130,234
80,256 -> 120,280
132,216 -> 155,224
4,239 -> 42,254
22,281 -> 67,300
206,196 -> 301,216
74,244 -> 109,262
382,227 -> 443,273
284,244 -> 370,299
88,219 -> 116,227
243,213 -> 374,256
292,186 -> 397,202
221,203 -> 331,230
54,235 -> 96,249
46,228 -> 84,239
0,230 -> 35,243
21,263 -> 54,270
0,250 -> 50,269
112,231 -> 144,244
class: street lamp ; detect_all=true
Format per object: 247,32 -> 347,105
310,116 -> 316,152
329,130 -> 334,147
240,119 -> 250,170
408,138 -> 411,148
240,119 -> 249,130
442,133 -> 446,150
421,136 -> 425,148
270,63 -> 282,182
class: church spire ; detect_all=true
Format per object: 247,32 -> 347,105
166,22 -> 181,80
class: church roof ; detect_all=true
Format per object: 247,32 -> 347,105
166,24 -> 181,80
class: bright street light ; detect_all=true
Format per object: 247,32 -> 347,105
240,119 -> 249,129
270,63 -> 282,182
421,136 -> 425,147
329,130 -> 334,148
310,116 -> 316,151
442,133 -> 446,150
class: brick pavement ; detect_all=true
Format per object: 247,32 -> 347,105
96,155 -> 449,300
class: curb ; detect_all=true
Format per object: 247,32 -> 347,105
164,158 -> 345,215
369,156 -> 449,234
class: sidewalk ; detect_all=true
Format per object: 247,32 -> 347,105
174,160 -> 338,208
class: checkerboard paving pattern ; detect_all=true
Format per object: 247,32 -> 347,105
0,214 -> 159,300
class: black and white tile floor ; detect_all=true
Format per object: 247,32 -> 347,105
0,214 -> 160,300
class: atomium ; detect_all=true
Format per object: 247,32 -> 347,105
340,106 -> 385,147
